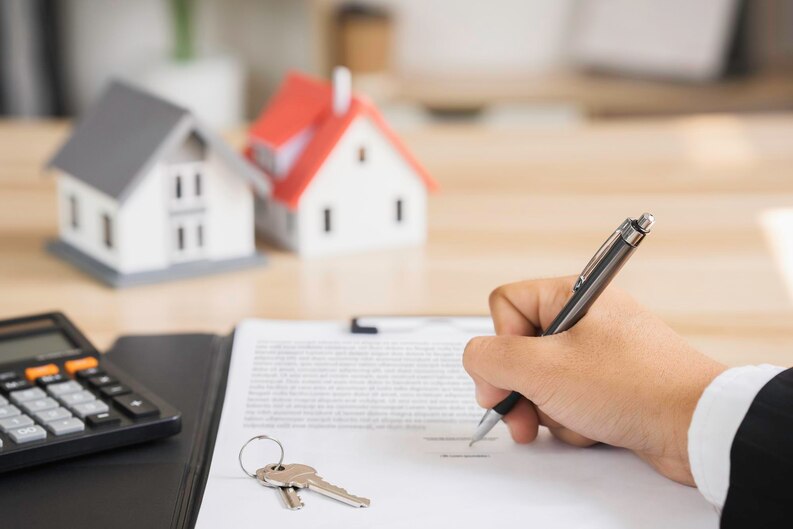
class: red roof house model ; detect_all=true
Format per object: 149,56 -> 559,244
247,71 -> 437,210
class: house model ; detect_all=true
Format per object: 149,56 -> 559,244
247,67 -> 438,257
47,81 -> 269,287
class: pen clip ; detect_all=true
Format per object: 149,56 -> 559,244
573,230 -> 620,292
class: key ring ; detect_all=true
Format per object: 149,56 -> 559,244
238,434 -> 285,479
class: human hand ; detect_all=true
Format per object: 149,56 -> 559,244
463,277 -> 726,485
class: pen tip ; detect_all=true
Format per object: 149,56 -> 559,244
468,440 -> 475,447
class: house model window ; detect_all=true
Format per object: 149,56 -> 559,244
195,172 -> 202,197
323,208 -> 332,233
197,224 -> 204,247
175,175 -> 183,199
177,226 -> 185,251
69,195 -> 79,229
102,214 -> 113,249
358,146 -> 366,163
396,199 -> 403,223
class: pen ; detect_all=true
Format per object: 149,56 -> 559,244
469,212 -> 656,446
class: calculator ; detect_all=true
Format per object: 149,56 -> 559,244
0,312 -> 181,473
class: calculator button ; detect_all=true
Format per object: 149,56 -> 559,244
24,364 -> 59,382
21,397 -> 59,414
36,373 -> 69,387
65,357 -> 99,376
47,380 -> 84,397
0,371 -> 18,382
100,384 -> 130,398
86,411 -> 121,427
1,379 -> 32,393
46,417 -> 85,436
59,390 -> 96,408
72,400 -> 109,419
0,414 -> 34,433
0,405 -> 21,419
33,407 -> 72,424
88,375 -> 117,388
8,424 -> 47,444
0,395 -> 6,406
10,387 -> 47,404
76,367 -> 104,380
114,394 -> 159,419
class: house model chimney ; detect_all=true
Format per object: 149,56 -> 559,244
332,66 -> 351,116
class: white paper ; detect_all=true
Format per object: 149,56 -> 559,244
195,318 -> 718,528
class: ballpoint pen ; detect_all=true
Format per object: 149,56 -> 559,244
469,212 -> 656,446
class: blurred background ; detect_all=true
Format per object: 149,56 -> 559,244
2,0 -> 793,363
2,0 -> 793,127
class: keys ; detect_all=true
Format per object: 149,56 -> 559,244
64,356 -> 99,376
256,464 -> 304,510
46,380 -> 83,397
58,390 -> 96,407
86,411 -> 121,427
261,463 -> 370,508
36,373 -> 68,387
0,405 -> 21,419
33,407 -> 72,424
0,371 -> 18,382
72,400 -> 109,419
75,366 -> 103,380
0,414 -> 34,433
8,424 -> 47,444
88,375 -> 117,388
24,363 -> 59,382
46,417 -> 85,436
100,384 -> 130,398
113,394 -> 159,418
10,387 -> 46,404
20,397 -> 59,414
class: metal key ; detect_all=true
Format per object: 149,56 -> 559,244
256,464 -> 304,510
262,463 -> 370,508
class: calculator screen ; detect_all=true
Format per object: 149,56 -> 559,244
0,331 -> 76,363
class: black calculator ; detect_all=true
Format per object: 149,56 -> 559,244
0,312 -> 181,473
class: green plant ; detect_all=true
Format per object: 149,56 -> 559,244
171,0 -> 194,61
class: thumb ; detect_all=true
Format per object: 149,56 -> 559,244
463,334 -> 568,405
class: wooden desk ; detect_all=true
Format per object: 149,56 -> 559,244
1,115 -> 792,368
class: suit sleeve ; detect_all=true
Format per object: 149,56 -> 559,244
720,367 -> 793,528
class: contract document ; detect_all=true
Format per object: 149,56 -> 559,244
195,318 -> 718,528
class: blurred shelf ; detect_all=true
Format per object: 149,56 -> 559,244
399,71 -> 793,118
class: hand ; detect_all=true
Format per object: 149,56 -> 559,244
463,277 -> 726,485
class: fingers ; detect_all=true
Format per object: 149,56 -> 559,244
535,408 -> 597,447
469,373 -> 540,444
488,276 -> 577,336
463,334 -> 566,403
503,398 -> 539,443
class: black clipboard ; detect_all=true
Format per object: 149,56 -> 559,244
1,332 -> 234,529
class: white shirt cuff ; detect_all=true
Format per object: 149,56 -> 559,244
688,364 -> 786,509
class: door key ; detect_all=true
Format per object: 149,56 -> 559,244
262,463 -> 370,508
256,464 -> 304,510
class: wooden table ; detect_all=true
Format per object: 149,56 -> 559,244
1,115 -> 792,368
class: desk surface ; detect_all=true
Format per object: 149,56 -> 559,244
1,115 -> 792,367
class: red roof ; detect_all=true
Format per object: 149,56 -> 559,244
248,71 -> 437,210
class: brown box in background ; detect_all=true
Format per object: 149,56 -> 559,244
336,4 -> 392,76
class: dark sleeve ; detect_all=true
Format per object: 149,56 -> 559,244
721,368 -> 793,528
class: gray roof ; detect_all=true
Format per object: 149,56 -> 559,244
48,80 -> 269,202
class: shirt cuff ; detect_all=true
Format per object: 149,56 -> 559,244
688,364 -> 786,509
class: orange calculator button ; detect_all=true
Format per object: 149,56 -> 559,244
25,363 -> 59,382
64,356 -> 99,375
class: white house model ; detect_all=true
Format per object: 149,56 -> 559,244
247,67 -> 438,257
47,81 -> 269,287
